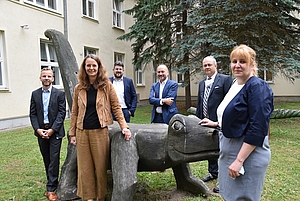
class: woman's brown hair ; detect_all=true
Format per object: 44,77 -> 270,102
77,54 -> 109,90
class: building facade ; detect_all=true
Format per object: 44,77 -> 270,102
1,0 -> 300,131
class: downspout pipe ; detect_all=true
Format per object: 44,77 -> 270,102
63,0 -> 68,39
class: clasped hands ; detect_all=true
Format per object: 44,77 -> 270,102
38,128 -> 54,139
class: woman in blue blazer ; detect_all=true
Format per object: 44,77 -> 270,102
199,45 -> 274,201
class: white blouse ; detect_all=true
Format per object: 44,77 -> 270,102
217,81 -> 244,128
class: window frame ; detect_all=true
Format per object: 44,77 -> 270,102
25,0 -> 58,11
135,65 -> 145,86
83,0 -> 95,18
113,0 -> 123,28
40,40 -> 63,88
152,69 -> 157,84
84,47 -> 98,56
0,32 -> 6,89
176,71 -> 185,85
114,52 -> 124,64
259,68 -> 274,83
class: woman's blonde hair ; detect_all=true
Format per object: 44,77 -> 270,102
230,44 -> 258,76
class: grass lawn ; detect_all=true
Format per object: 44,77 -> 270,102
0,101 -> 299,200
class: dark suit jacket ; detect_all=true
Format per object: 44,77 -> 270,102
29,86 -> 66,138
109,76 -> 137,116
149,79 -> 178,124
196,73 -> 232,121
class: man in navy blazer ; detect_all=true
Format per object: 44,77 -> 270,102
149,64 -> 178,124
109,61 -> 137,123
196,56 -> 232,191
30,67 -> 66,201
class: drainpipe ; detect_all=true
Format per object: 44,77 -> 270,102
63,0 -> 68,39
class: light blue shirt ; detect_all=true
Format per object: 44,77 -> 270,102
42,87 -> 52,124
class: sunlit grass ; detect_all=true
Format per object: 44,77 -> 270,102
0,101 -> 299,200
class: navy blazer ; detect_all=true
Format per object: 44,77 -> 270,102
109,76 -> 137,117
29,86 -> 66,138
196,73 -> 232,121
222,76 -> 274,147
149,79 -> 178,124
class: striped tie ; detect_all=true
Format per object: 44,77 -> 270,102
203,77 -> 212,118
203,85 -> 211,118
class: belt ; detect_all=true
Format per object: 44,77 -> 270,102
43,124 -> 50,129
156,113 -> 162,116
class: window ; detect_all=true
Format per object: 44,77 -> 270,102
113,0 -> 122,28
114,52 -> 124,63
84,47 -> 97,56
258,68 -> 274,83
83,0 -> 95,18
26,0 -> 57,10
153,69 -> 157,84
40,41 -> 62,86
136,65 -> 144,86
0,32 -> 5,88
177,72 -> 185,84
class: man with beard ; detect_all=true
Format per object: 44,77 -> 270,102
149,64 -> 178,124
29,67 -> 66,201
109,61 -> 137,123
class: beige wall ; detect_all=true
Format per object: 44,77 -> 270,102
1,0 -> 300,131
271,75 -> 300,101
0,0 -> 64,122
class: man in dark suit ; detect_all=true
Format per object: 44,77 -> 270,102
30,67 -> 66,201
149,64 -> 178,124
109,61 -> 137,123
196,56 -> 232,192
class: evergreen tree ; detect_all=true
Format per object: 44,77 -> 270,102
119,0 -> 194,108
119,0 -> 300,108
186,0 -> 300,81
118,0 -> 177,68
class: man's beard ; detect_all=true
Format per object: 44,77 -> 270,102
114,73 -> 122,79
42,82 -> 51,87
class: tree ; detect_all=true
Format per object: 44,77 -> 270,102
118,0 -> 176,68
186,0 -> 300,81
119,0 -> 300,108
119,0 -> 196,108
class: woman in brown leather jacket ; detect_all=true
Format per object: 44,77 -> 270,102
69,54 -> 131,201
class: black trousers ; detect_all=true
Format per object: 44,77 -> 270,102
153,113 -> 164,123
38,134 -> 62,192
208,159 -> 219,175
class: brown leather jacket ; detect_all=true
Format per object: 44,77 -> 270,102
69,81 -> 128,137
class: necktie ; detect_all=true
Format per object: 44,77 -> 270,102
203,78 -> 211,118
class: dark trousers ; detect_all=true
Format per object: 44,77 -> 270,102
38,135 -> 62,192
153,113 -> 165,123
112,108 -> 131,123
208,159 -> 219,175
